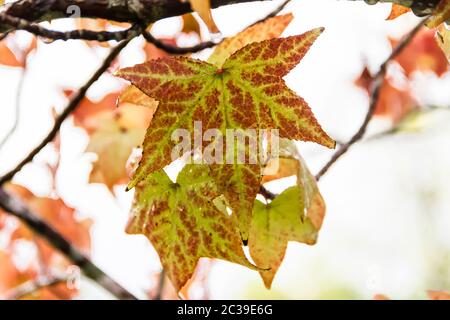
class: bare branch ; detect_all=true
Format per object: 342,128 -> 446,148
0,0 -> 274,34
315,18 -> 427,181
0,187 -> 138,300
142,30 -> 217,54
3,276 -> 67,300
0,13 -> 141,42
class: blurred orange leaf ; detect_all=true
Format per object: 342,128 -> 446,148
427,290 -> 450,300
85,104 -> 154,190
391,29 -> 448,77
355,67 -> 417,122
182,13 -> 201,36
185,0 -> 219,33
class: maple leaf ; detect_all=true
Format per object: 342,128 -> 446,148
86,103 -> 156,190
208,13 -> 294,67
391,29 -> 449,77
250,139 -> 325,288
249,185 -> 324,289
386,4 -> 411,20
69,91 -> 119,134
427,0 -> 450,28
118,85 -> 159,110
116,30 -> 335,240
262,138 -> 304,184
68,89 -> 155,189
126,165 -> 256,291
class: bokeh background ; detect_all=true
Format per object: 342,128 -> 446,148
1,0 -> 449,299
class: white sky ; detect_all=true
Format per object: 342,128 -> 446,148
0,0 -> 449,299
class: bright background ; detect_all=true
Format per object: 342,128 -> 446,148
0,0 -> 449,299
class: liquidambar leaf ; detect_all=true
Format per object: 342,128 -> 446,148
251,139 -> 326,288
126,165 -> 255,291
118,85 -> 159,109
116,30 -> 335,241
249,186 -> 321,289
86,104 -> 155,190
208,13 -> 294,67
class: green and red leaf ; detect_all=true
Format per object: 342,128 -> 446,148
126,165 -> 255,291
116,30 -> 334,240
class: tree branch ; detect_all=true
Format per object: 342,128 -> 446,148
3,276 -> 67,300
0,187 -> 138,299
0,13 -> 142,42
315,18 -> 427,181
0,37 -> 140,300
0,0 -> 274,34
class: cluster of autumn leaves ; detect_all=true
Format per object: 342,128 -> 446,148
0,0 -> 449,298
356,1 -> 449,123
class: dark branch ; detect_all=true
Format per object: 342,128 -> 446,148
0,187 -> 137,300
0,0 -> 274,34
142,30 -> 217,54
0,13 -> 141,42
315,18 -> 427,181
259,185 -> 276,200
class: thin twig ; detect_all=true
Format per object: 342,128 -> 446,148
0,38 -> 132,185
154,270 -> 166,300
251,0 -> 291,26
0,187 -> 138,300
142,30 -> 217,54
141,0 -> 291,55
315,18 -> 427,181
3,276 -> 67,300
0,13 -> 141,42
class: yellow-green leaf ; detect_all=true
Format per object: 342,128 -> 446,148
126,165 -> 255,291
116,30 -> 335,241
249,186 -> 321,289
252,139 -> 326,288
